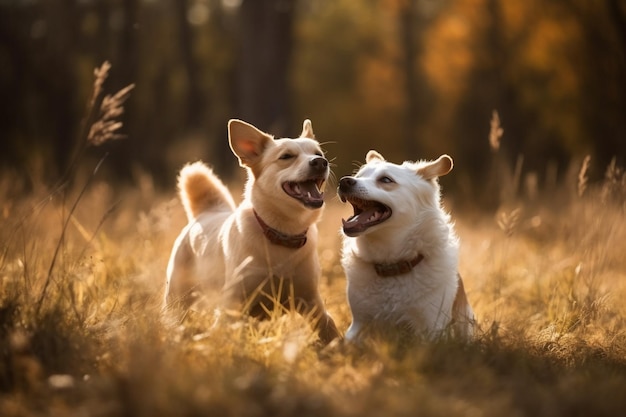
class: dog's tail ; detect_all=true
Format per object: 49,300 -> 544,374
178,161 -> 236,221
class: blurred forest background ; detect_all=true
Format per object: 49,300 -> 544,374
0,0 -> 624,206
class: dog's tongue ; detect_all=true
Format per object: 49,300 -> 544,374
342,208 -> 383,235
284,180 -> 324,208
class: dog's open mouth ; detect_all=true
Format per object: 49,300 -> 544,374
340,195 -> 392,236
282,178 -> 326,209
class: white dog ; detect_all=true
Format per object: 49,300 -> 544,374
165,119 -> 340,344
338,150 -> 475,342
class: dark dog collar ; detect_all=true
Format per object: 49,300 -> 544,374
253,210 -> 308,249
374,253 -> 424,277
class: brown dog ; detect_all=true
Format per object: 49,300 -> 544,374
165,119 -> 339,343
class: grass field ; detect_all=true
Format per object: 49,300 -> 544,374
1,156 -> 625,417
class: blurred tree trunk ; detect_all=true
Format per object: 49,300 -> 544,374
607,0 -> 626,59
569,0 -> 626,169
452,0 -> 522,208
398,0 -> 440,158
111,0 -> 142,178
95,1 -> 112,64
174,0 -> 205,128
119,0 -> 139,94
399,0 -> 419,157
237,0 -> 295,137
207,0 -> 238,178
46,0 -> 79,176
606,0 -> 626,163
481,0 -> 529,206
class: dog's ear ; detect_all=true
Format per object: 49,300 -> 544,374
300,119 -> 315,139
417,155 -> 453,179
228,119 -> 274,167
366,150 -> 385,163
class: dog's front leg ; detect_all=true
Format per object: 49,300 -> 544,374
293,294 -> 340,345
344,321 -> 363,342
226,274 -> 340,344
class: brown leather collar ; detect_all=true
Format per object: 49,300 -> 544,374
253,210 -> 308,249
374,253 -> 424,277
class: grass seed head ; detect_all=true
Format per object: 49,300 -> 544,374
489,110 -> 504,152
577,155 -> 591,197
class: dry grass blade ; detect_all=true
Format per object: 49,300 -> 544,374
577,155 -> 591,197
601,157 -> 626,204
35,154 -> 109,316
489,110 -> 504,152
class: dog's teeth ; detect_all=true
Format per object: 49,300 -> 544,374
366,210 -> 382,223
294,184 -> 301,194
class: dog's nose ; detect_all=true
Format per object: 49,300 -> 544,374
339,176 -> 356,191
310,156 -> 328,171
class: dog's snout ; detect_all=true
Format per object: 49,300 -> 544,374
310,156 -> 328,171
339,176 -> 357,191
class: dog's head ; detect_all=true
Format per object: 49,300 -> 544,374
228,119 -> 329,209
338,150 -> 453,237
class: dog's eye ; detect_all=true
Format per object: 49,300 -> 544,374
378,176 -> 394,184
279,153 -> 295,160
315,151 -> 323,157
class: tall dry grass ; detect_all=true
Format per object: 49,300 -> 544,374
1,78 -> 626,415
